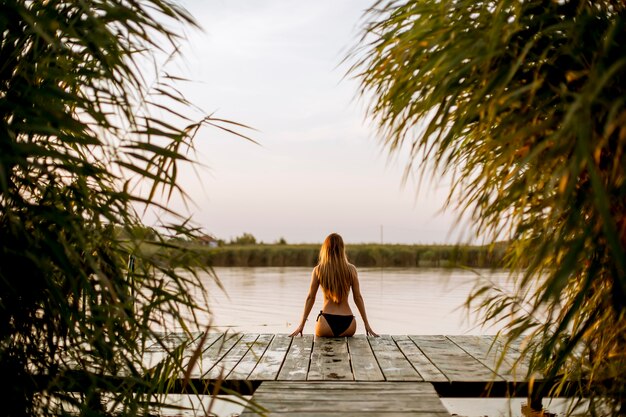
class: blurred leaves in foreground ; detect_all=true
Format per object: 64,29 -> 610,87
0,1 -> 246,415
352,0 -> 626,415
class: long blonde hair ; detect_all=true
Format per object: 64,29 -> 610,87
315,233 -> 354,303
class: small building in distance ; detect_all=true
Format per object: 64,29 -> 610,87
197,234 -> 219,247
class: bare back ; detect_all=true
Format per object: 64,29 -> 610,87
317,264 -> 355,316
290,236 -> 377,338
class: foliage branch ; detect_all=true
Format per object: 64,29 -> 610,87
0,1 -> 247,415
351,0 -> 626,414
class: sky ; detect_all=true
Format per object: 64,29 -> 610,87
153,0 -> 465,244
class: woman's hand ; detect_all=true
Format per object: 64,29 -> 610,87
290,323 -> 304,337
365,324 -> 378,337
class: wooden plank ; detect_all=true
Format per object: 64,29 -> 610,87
144,335 -> 216,376
144,332 -> 219,371
193,332 -> 223,351
241,414 -> 449,417
179,332 -> 224,375
241,381 -> 450,416
490,333 -> 529,353
394,335 -> 446,382
242,414 -> 449,417
205,333 -> 258,379
368,335 -> 421,381
410,335 -> 502,382
192,332 -> 242,378
250,398 -> 447,410
183,332 -> 223,362
307,337 -> 353,381
248,334 -> 292,380
243,413 -> 448,417
277,334 -> 313,381
228,333 -> 274,380
448,335 -> 527,381
348,335 -> 385,381
486,335 -> 535,379
256,381 -> 437,393
146,331 -> 203,351
243,381 -> 444,398
142,332 -> 556,390
252,392 -> 444,400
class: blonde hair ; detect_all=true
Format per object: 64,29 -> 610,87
315,233 -> 354,303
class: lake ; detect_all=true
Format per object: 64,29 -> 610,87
165,267 -> 579,417
200,266 -> 514,335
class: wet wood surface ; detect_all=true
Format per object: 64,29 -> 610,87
240,381 -> 451,417
152,333 -> 528,384
146,333 -> 549,415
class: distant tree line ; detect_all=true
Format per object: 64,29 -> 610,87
185,242 -> 507,268
156,231 -> 286,247
149,232 -> 506,268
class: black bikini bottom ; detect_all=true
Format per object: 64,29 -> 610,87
317,310 -> 355,337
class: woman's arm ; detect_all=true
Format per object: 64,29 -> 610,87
351,267 -> 378,337
289,269 -> 320,337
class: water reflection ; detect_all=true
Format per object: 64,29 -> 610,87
197,267 -> 514,335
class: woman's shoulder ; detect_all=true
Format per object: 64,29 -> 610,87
312,264 -> 321,277
347,263 -> 357,275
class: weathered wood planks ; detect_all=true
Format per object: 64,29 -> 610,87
448,335 -> 526,381
486,334 -> 539,380
308,337 -> 352,381
147,333 -> 533,386
277,334 -> 313,381
240,381 -> 451,417
369,335 -> 422,381
410,335 -> 501,382
193,332 -> 243,379
394,335 -> 447,382
248,334 -> 291,380
348,335 -> 385,381
205,333 -> 258,379
229,333 -> 274,380
143,331 -> 219,371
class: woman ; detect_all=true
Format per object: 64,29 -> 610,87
290,233 -> 378,337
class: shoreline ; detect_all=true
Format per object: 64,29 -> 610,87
163,242 -> 507,268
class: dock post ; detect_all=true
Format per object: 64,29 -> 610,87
529,393 -> 543,412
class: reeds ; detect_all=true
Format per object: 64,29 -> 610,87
350,0 -> 626,414
176,243 -> 506,268
0,1 -> 247,416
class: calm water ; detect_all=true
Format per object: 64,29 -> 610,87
167,267 -> 578,417
200,267 -> 514,335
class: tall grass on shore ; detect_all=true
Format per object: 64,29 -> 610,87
351,0 -> 626,414
170,243 -> 506,268
0,2 -> 247,416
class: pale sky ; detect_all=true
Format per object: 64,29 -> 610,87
153,0 -> 465,244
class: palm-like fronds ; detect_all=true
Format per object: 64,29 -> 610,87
0,1 -> 244,416
351,0 -> 626,414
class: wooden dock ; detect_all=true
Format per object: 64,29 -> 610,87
144,333 -> 542,416
146,333 -> 532,392
145,333 -> 564,417
239,381 -> 451,417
